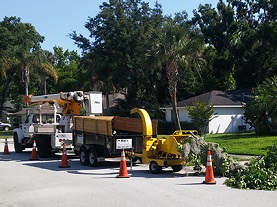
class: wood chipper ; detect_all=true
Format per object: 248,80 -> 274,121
130,108 -> 198,174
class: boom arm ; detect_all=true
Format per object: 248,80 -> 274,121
23,91 -> 84,115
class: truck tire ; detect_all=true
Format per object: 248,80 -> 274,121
171,165 -> 183,172
88,148 -> 98,167
80,147 -> 88,165
149,161 -> 162,174
36,136 -> 53,158
13,133 -> 23,153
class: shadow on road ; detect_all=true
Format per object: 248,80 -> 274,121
1,140 -> 204,179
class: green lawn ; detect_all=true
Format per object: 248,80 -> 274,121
0,131 -> 13,138
205,132 -> 277,156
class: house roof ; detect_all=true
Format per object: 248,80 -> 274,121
176,89 -> 251,107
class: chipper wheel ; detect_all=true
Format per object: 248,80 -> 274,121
149,161 -> 162,174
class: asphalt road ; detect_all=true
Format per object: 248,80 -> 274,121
0,138 -> 276,207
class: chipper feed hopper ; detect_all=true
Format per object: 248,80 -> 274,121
130,108 -> 198,174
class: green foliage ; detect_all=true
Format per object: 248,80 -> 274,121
193,0 -> 277,90
2,0 -> 277,118
53,46 -> 82,92
188,153 -> 203,172
177,136 -> 192,154
220,156 -> 233,177
192,1 -> 237,91
224,145 -> 277,190
244,76 -> 277,135
186,101 -> 216,137
71,0 -> 166,107
0,16 -> 52,113
147,19 -> 206,130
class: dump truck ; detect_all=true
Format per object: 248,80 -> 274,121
73,108 -> 197,174
13,91 -> 102,157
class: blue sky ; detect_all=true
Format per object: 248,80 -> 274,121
0,0 -> 219,53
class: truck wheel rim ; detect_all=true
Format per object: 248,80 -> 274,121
89,153 -> 95,164
151,163 -> 157,171
80,151 -> 86,162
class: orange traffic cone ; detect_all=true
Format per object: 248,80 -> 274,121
203,150 -> 216,184
59,144 -> 70,168
116,148 -> 130,178
29,140 -> 39,160
2,138 -> 10,155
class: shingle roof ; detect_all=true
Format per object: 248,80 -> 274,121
176,89 -> 251,107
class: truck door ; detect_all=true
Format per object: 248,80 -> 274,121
22,114 -> 36,138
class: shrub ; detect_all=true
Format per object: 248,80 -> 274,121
224,145 -> 277,190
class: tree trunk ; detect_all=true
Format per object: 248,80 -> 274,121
171,90 -> 181,130
25,82 -> 28,96
166,63 -> 181,130
105,82 -> 110,115
24,65 -> 30,96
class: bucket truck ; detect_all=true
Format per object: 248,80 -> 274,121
13,91 -> 102,157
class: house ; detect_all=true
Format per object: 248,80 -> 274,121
1,101 -> 17,126
161,90 -> 253,134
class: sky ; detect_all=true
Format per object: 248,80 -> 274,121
0,0 -> 219,53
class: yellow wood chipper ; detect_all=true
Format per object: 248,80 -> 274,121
130,108 -> 198,174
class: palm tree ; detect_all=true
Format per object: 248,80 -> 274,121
15,49 -> 58,96
147,21 -> 206,130
34,50 -> 58,94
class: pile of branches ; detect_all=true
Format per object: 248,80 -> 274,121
182,134 -> 277,190
181,135 -> 242,176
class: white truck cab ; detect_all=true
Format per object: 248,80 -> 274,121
13,91 -> 102,158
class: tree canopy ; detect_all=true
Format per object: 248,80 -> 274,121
1,0 -> 277,131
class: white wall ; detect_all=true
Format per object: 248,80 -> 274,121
209,107 -> 251,133
164,108 -> 191,122
164,106 -> 253,134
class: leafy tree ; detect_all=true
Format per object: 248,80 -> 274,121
147,20 -> 206,130
0,16 -> 60,117
2,17 -> 45,95
244,76 -> 277,135
192,1 -> 237,91
71,0 -> 165,114
53,46 -> 81,92
193,0 -> 277,90
232,0 -> 277,88
185,101 -> 216,137
28,49 -> 58,95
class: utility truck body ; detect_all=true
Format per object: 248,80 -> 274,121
13,91 -> 102,157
